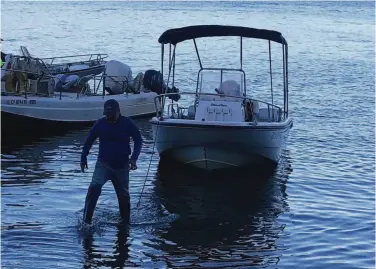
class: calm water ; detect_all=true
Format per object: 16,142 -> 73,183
1,1 -> 375,268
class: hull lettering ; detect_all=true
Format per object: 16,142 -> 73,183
5,100 -> 37,105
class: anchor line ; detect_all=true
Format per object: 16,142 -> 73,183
136,120 -> 160,210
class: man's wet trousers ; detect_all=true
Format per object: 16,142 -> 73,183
83,161 -> 130,223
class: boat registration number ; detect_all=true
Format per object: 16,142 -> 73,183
5,99 -> 37,105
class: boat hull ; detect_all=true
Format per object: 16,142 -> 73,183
1,92 -> 157,138
150,118 -> 293,170
1,92 -> 157,122
1,110 -> 93,138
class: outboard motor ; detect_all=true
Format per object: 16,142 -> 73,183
104,60 -> 133,95
142,69 -> 181,101
143,69 -> 164,94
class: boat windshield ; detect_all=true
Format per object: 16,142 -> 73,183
196,68 -> 245,99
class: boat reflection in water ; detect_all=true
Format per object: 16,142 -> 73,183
79,150 -> 292,268
150,150 -> 292,268
2,115 -> 291,268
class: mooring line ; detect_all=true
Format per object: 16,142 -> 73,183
136,120 -> 160,211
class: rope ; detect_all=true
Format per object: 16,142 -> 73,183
136,120 -> 160,211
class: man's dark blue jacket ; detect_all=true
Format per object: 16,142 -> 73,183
81,115 -> 143,169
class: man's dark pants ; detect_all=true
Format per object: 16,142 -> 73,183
83,160 -> 130,223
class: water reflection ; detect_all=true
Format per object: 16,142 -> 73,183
1,117 -> 154,153
1,116 -> 293,268
150,152 -> 292,268
1,117 -> 155,188
1,129 -> 89,187
1,123 -> 89,152
75,152 -> 292,269
81,223 -> 133,269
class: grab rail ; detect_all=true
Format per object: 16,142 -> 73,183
38,53 -> 108,66
1,54 -> 122,101
153,92 -> 284,122
18,46 -> 109,65
90,73 -> 130,98
5,54 -> 107,78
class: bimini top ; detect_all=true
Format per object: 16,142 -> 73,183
158,25 -> 287,45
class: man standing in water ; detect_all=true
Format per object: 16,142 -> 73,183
80,99 -> 143,224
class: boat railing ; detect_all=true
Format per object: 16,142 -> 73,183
39,53 -> 109,66
19,46 -> 108,64
88,73 -> 130,97
5,54 -> 108,78
1,67 -> 66,99
1,66 -> 94,100
153,92 -> 286,123
1,64 -> 133,101
5,55 -> 53,76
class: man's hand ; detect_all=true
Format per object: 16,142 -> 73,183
81,158 -> 88,172
129,159 -> 137,170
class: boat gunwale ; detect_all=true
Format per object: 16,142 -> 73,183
150,117 -> 293,130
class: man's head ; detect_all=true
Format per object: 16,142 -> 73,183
103,99 -> 120,123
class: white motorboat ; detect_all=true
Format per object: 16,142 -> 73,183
1,90 -> 157,121
150,25 -> 293,170
0,58 -> 158,135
